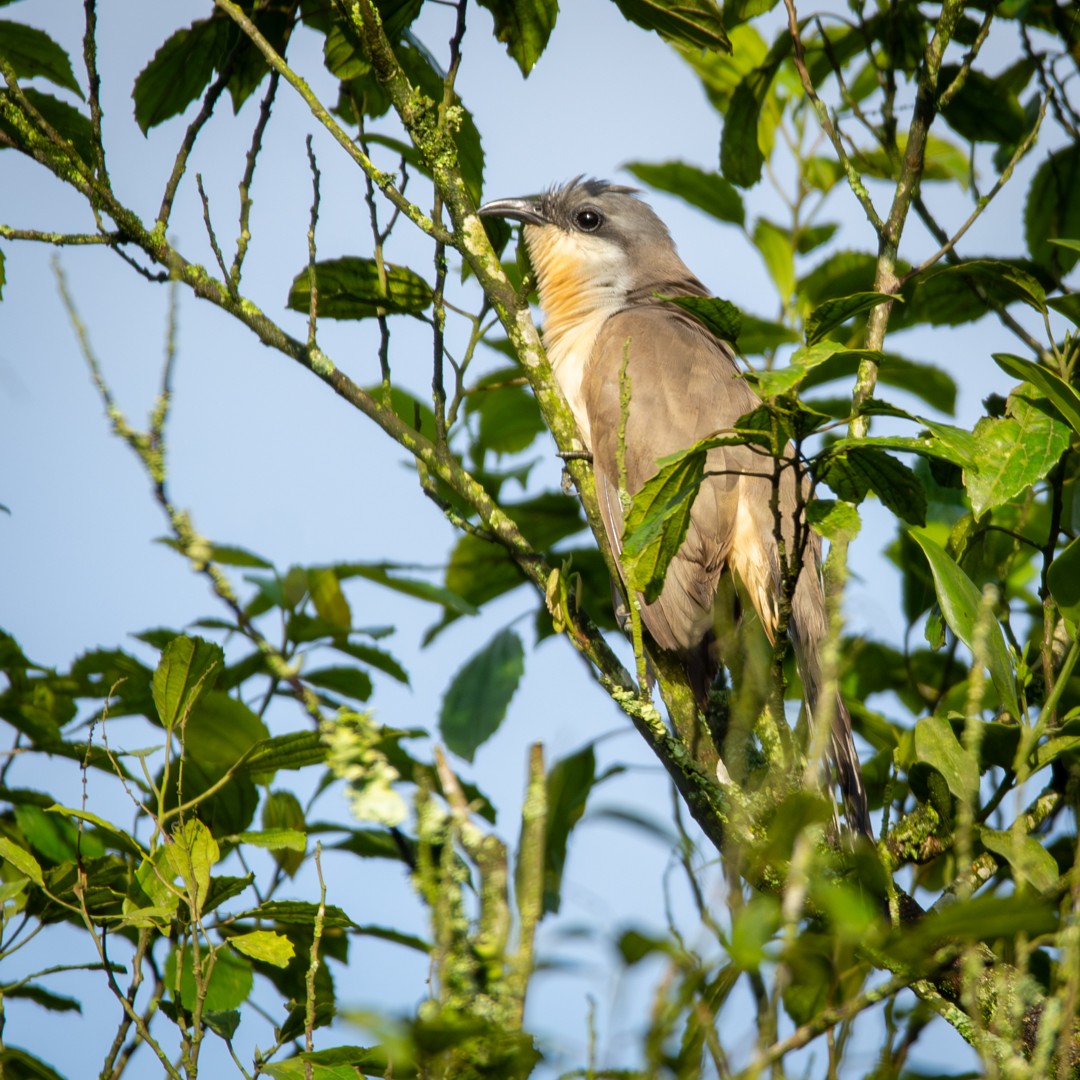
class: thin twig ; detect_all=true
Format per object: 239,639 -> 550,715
900,97 -> 1048,285
214,0 -> 452,243
81,0 -> 108,181
195,174 -> 231,283
156,59 -> 237,230
782,0 -> 885,237
305,136 -> 320,350
231,69 -> 280,289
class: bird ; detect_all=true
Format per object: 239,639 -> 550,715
478,178 -> 871,838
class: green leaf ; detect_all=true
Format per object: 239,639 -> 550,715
0,835 -> 43,886
465,375 -> 546,458
232,829 -> 307,852
2,984 -> 82,1014
662,294 -> 742,344
1048,536 -> 1080,623
165,819 -> 219,918
720,46 -> 785,187
332,641 -> 410,685
336,562 -> 479,615
977,827 -> 1057,892
230,929 -> 296,968
753,218 -> 794,299
800,350 -> 957,414
308,567 -> 352,630
805,291 -> 896,345
805,499 -> 860,543
1048,292 -> 1080,327
166,942 -> 253,1013
908,530 -> 1021,720
152,635 -> 224,732
238,899 -> 355,929
475,0 -> 558,76
939,65 -> 1027,145
240,731 -> 327,774
132,18 -> 232,134
625,160 -> 744,225
921,259 -> 1047,314
914,714 -> 978,800
440,629 -> 525,762
204,1010 -> 241,1041
851,133 -> 971,188
287,257 -> 432,320
183,691 -> 269,767
621,448 -> 705,603
260,792 -> 307,877
306,666 -> 374,704
819,447 -> 927,526
1025,144 -> 1080,281
965,389 -> 1070,519
795,222 -> 838,254
45,805 -> 142,855
612,0 -> 731,51
993,352 -> 1080,434
535,744 -> 596,915
729,894 -> 781,971
0,21 -> 82,97
0,1049 -> 67,1080
736,313 -> 800,354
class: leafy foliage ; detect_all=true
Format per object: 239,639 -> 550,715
2,0 -> 1080,1077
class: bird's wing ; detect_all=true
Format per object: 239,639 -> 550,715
583,305 -> 764,654
585,305 -> 872,835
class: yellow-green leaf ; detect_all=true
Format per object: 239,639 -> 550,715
230,930 -> 295,968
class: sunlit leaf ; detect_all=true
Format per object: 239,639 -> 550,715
805,499 -> 861,542
965,389 -> 1070,519
753,218 -> 794,299
977,827 -> 1057,892
621,448 -> 705,603
915,714 -> 978,800
993,352 -> 1080,434
165,942 -> 253,1013
152,635 -> 224,733
230,930 -> 296,968
0,835 -> 43,886
908,530 -> 1020,719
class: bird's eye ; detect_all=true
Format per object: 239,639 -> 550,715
575,208 -> 603,232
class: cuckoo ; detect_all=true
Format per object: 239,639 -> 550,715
479,178 -> 871,837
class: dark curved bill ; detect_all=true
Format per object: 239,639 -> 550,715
477,197 -> 548,225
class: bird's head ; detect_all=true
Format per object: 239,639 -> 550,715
479,178 -> 687,331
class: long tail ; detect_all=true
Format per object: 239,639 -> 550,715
792,586 -> 873,839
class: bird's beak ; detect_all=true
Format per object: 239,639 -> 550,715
477,196 -> 548,226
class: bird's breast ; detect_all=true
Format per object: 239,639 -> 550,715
523,224 -> 632,448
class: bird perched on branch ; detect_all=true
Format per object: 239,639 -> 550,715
479,178 -> 871,838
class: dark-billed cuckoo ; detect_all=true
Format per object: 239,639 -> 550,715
479,178 -> 871,838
